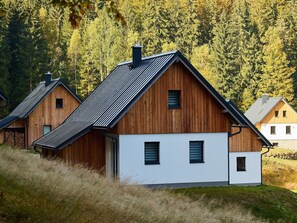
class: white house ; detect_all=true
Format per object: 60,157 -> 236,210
34,45 -> 272,187
245,95 -> 297,150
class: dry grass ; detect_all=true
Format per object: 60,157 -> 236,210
0,145 -> 265,223
262,148 -> 297,192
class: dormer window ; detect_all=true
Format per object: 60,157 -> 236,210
56,98 -> 63,109
168,90 -> 181,109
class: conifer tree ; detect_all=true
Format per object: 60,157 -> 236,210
259,26 -> 295,102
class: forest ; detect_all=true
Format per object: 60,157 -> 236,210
0,0 -> 296,118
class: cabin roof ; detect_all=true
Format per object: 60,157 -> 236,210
0,79 -> 81,129
0,91 -> 7,101
227,100 -> 272,147
34,50 -> 269,150
245,96 -> 283,124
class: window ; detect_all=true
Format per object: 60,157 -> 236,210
168,90 -> 181,109
144,142 -> 159,165
189,141 -> 204,163
270,126 -> 276,135
43,125 -> 51,135
237,157 -> 246,171
275,111 -> 279,117
272,143 -> 279,147
286,126 -> 291,134
283,110 -> 287,117
56,98 -> 63,109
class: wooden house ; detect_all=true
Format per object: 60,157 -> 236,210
245,95 -> 297,150
0,73 -> 81,148
34,46 -> 271,187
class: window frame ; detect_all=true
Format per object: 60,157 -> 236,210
189,141 -> 204,163
237,157 -> 246,172
144,142 -> 160,165
168,90 -> 181,109
56,98 -> 63,109
270,126 -> 276,135
286,126 -> 291,134
272,142 -> 279,147
283,110 -> 287,117
43,125 -> 52,135
275,111 -> 279,117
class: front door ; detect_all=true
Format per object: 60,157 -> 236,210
105,137 -> 118,178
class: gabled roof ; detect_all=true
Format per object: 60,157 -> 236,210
34,50 -> 247,150
227,100 -> 272,147
0,79 -> 81,129
245,96 -> 283,124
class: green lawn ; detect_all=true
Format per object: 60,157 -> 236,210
170,186 -> 297,223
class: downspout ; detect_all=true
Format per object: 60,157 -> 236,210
228,125 -> 244,185
260,146 -> 271,185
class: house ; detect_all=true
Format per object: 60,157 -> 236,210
245,95 -> 297,150
0,91 -> 7,108
34,45 -> 272,187
0,72 -> 81,148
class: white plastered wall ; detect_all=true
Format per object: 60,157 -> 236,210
229,152 -> 261,185
261,124 -> 297,140
118,133 -> 228,185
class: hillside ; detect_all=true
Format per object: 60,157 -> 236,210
0,145 -> 264,223
1,145 -> 297,222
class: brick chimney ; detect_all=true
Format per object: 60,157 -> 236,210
44,72 -> 52,87
132,43 -> 142,68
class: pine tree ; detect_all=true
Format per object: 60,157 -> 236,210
258,26 -> 295,102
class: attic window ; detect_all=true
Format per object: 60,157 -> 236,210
56,98 -> 63,109
168,90 -> 181,109
275,111 -> 279,117
283,111 -> 287,117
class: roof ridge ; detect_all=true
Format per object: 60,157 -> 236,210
118,50 -> 178,66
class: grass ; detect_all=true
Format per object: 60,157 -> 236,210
262,148 -> 297,192
170,186 -> 297,223
0,145 -> 264,223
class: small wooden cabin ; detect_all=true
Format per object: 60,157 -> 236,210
35,46 -> 272,187
0,73 -> 81,148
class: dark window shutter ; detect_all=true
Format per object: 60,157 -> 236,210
145,142 -> 159,165
168,90 -> 180,109
189,141 -> 203,163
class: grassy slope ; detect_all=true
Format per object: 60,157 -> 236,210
0,145 -> 263,223
171,186 -> 297,223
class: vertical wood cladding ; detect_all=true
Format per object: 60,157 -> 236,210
261,100 -> 297,124
229,127 -> 263,152
54,130 -> 106,171
112,62 -> 230,134
28,85 -> 80,146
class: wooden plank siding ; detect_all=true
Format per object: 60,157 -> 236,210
112,62 -> 230,134
260,100 -> 297,124
53,130 -> 106,171
28,85 -> 80,146
229,127 -> 263,152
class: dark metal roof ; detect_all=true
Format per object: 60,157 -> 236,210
245,96 -> 282,124
227,100 -> 272,147
0,79 -> 81,129
34,50 -> 247,150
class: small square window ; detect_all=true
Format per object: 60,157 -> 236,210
272,143 -> 279,147
237,157 -> 246,171
283,111 -> 287,117
275,111 -> 279,117
286,126 -> 291,134
271,126 -> 276,135
43,125 -> 51,135
189,141 -> 204,163
56,98 -> 63,109
168,90 -> 181,109
145,142 -> 159,165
